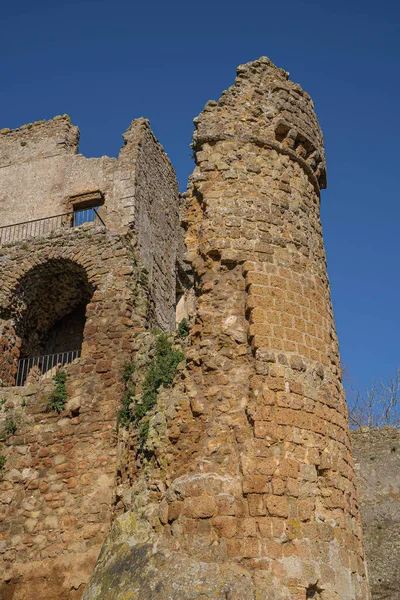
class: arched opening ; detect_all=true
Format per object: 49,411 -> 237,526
7,258 -> 95,385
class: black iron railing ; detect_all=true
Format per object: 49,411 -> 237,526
0,208 -> 105,247
16,350 -> 81,386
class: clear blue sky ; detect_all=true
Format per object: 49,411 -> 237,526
2,0 -> 399,394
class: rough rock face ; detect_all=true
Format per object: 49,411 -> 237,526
83,58 -> 370,600
0,117 -> 181,598
351,427 -> 400,600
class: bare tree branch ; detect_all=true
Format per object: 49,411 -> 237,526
347,367 -> 400,429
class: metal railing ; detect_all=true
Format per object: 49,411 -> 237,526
0,207 -> 105,247
16,350 -> 81,387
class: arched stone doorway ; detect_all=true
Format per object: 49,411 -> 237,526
0,258 -> 95,386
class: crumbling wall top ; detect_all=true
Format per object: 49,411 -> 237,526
192,56 -> 327,190
0,115 -> 80,167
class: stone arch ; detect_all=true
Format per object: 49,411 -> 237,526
0,258 -> 96,385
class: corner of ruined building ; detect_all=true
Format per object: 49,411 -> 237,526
0,115 -> 80,165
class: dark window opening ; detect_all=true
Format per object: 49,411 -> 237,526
42,303 -> 87,355
69,190 -> 105,227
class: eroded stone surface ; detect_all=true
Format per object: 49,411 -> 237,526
0,117 -> 182,598
0,57 -> 374,600
82,58 -> 370,600
352,427 -> 400,600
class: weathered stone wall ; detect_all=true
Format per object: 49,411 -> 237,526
351,427 -> 400,600
0,117 -> 180,330
0,227 -> 146,599
82,58 -> 370,600
119,120 -> 181,330
0,321 -> 19,387
0,116 -> 108,227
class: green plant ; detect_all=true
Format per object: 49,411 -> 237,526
178,318 -> 190,339
20,141 -> 27,147
377,524 -> 382,530
139,270 -> 148,285
0,433 -> 6,442
117,333 -> 184,455
117,389 -> 134,428
122,362 -> 135,383
0,455 -> 5,470
5,419 -> 17,436
117,363 -> 136,428
134,333 -> 184,420
48,371 -> 68,413
138,419 -> 150,447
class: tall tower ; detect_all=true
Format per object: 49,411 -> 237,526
82,58 -> 370,600
182,57 -> 370,599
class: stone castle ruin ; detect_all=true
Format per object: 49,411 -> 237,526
0,58 -> 374,599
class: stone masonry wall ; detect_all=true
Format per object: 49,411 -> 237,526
351,427 -> 400,600
0,116 -> 181,331
82,58 -> 370,600
0,226 -> 146,599
119,120 -> 181,330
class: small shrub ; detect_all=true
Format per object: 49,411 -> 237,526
138,420 -> 150,447
134,333 -> 184,420
117,363 -> 136,428
117,333 -> 184,455
48,371 -> 68,414
139,270 -> 148,285
0,455 -> 5,470
178,318 -> 190,339
122,362 -> 135,383
117,390 -> 133,428
5,419 -> 17,436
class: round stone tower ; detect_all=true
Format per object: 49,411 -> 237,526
181,57 -> 370,599
83,57 -> 370,600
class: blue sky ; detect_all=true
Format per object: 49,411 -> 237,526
1,0 -> 399,394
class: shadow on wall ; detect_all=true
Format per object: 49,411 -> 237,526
1,258 -> 95,386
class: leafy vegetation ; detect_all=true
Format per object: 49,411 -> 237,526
4,419 -> 17,436
117,362 -> 136,428
138,419 -> 150,447
134,334 -> 184,421
122,361 -> 136,383
178,318 -> 190,339
117,333 -> 184,448
0,455 -> 5,470
48,371 -> 68,413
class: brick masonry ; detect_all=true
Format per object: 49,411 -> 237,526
0,57 -> 377,600
82,59 -> 370,600
0,117 -> 182,598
